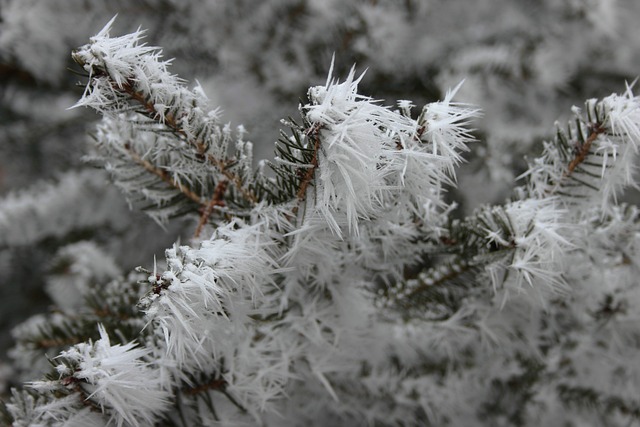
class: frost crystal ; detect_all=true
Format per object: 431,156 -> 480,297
53,325 -> 170,427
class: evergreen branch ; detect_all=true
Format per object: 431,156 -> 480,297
383,248 -> 512,318
180,377 -> 248,414
11,275 -> 148,377
28,325 -> 172,425
89,116 -> 219,223
401,257 -> 484,301
522,92 -> 640,208
385,195 -> 571,313
123,142 -> 205,206
178,368 -> 250,415
72,19 -> 258,210
387,258 -> 481,320
116,79 -> 258,206
13,316 -> 100,361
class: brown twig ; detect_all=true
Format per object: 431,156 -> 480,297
193,180 -> 228,238
206,153 -> 257,205
566,122 -> 605,175
123,143 -> 204,206
92,306 -> 131,321
35,336 -> 82,350
292,125 -> 323,214
182,378 -> 227,396
118,80 -> 258,205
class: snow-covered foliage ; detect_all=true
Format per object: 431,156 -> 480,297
1,4 -> 640,427
17,325 -> 171,427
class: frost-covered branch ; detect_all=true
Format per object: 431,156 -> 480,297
522,87 -> 640,209
4,18 -> 640,427
72,17 -> 257,223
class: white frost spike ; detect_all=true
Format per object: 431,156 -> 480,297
55,325 -> 170,427
142,220 -> 277,373
304,65 -> 474,237
504,198 -> 573,296
419,80 -> 478,176
72,16 -> 154,90
70,16 -> 224,163
606,85 -> 640,146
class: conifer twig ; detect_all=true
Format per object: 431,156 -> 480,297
72,23 -> 258,208
193,180 -> 228,238
116,80 -> 258,206
566,122 -> 605,175
123,143 -> 204,206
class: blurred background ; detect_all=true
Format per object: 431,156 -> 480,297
1,0 -> 639,378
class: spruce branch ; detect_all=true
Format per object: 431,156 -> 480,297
30,325 -> 172,427
393,89 -> 640,313
9,272 -> 149,382
114,76 -> 257,206
180,376 -> 248,414
71,17 -> 257,213
384,195 -> 571,313
522,89 -> 640,209
88,116 -> 217,223
123,142 -> 205,207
